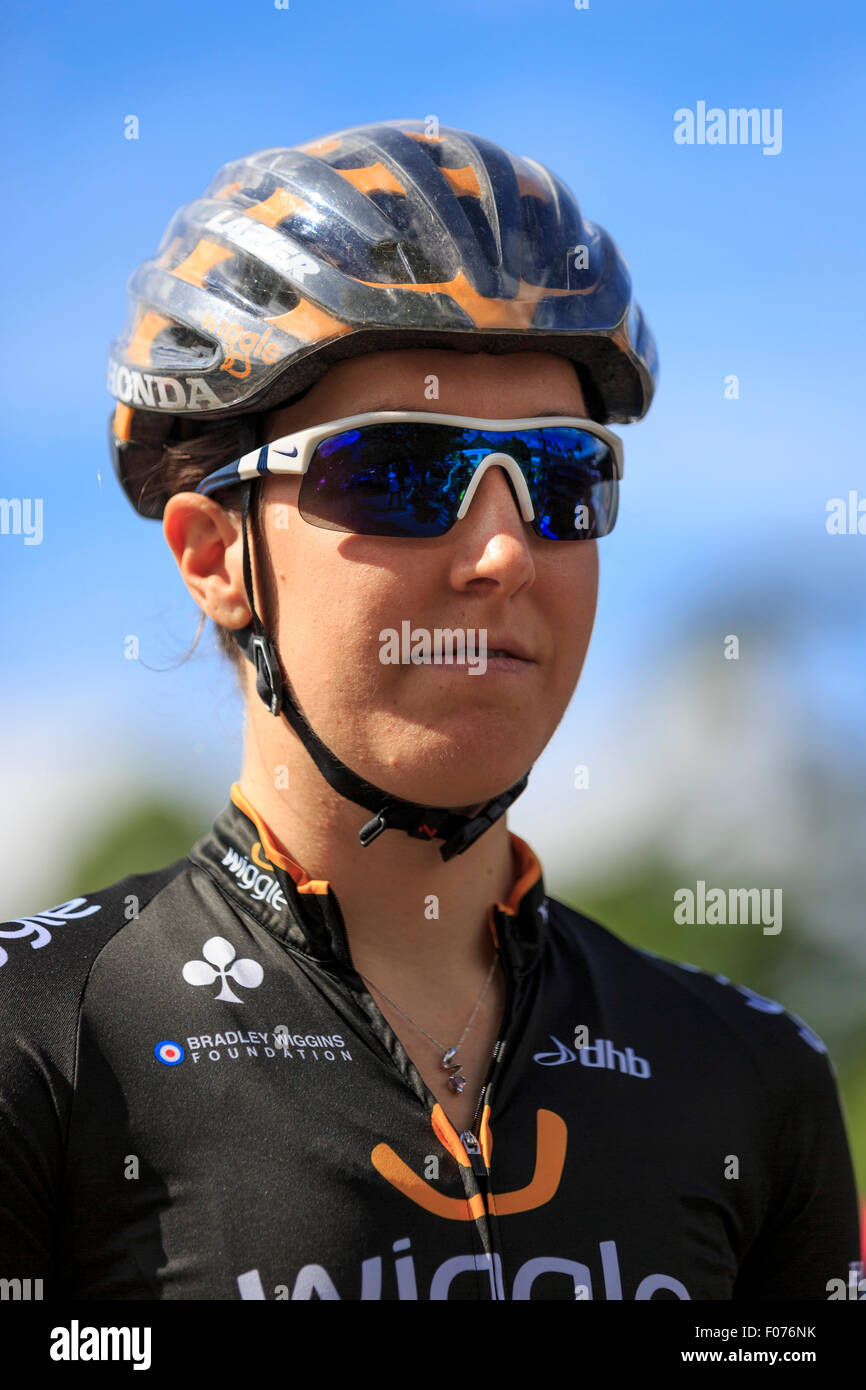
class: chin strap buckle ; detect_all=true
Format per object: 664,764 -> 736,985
357,773 -> 531,861
358,810 -> 388,847
250,634 -> 283,717
439,774 -> 531,862
358,802 -> 406,847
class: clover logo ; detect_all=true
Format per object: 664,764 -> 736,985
182,935 -> 263,1003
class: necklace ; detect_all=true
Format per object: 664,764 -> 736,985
358,954 -> 498,1094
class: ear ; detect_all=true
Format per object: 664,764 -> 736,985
162,492 -> 252,631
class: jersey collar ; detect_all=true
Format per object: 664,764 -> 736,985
186,783 -> 550,978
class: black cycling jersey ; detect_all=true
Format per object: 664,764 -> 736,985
0,783 -> 860,1301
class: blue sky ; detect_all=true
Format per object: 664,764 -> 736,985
0,0 -> 864,913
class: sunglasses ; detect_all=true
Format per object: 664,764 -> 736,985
195,411 -> 624,540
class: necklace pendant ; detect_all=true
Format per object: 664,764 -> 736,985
442,1048 -> 466,1092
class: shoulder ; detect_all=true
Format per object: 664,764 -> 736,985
0,858 -> 190,1064
0,858 -> 190,978
542,894 -> 836,1102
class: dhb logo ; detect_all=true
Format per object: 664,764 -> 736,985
534,1035 -> 651,1078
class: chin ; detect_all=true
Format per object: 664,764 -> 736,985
340,715 -> 546,807
375,762 -> 529,810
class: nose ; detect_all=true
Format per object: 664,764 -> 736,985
447,455 -> 537,592
455,453 -> 534,526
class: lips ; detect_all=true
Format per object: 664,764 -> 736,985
486,640 -> 534,661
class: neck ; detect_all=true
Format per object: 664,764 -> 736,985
238,712 -> 516,984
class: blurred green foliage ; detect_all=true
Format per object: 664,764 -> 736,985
67,800 -> 212,897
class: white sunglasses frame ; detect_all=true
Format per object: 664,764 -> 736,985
196,410 -> 624,530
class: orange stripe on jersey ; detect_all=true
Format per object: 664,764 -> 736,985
478,1104 -> 494,1168
487,1110 -> 568,1217
371,1141 -> 485,1221
431,1104 -> 471,1166
495,833 -> 543,916
230,782 -> 330,895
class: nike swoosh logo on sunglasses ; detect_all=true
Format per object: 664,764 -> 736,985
272,446 -> 299,457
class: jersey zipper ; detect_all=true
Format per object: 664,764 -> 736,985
330,893 -> 521,1301
454,908 -> 516,1300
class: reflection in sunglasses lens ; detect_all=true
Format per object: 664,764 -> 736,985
298,424 -> 617,538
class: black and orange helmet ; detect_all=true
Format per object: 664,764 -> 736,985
108,118 -> 658,519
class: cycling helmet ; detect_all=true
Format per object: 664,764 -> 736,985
106,118 -> 659,860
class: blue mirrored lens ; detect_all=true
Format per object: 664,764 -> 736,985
298,423 -> 617,539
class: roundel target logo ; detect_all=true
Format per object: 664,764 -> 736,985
155,1040 -> 185,1066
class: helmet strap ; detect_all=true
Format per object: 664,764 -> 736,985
232,480 -> 530,861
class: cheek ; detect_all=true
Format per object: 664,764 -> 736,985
579,543 -> 600,630
266,522 -> 399,692
550,542 -> 599,647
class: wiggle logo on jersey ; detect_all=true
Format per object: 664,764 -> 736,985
237,1234 -> 691,1300
220,842 -> 287,913
0,897 -> 101,969
372,1107 -> 567,1220
237,1106 -> 695,1297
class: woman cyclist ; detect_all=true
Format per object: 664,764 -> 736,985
0,118 -> 859,1301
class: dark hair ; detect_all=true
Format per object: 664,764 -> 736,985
574,363 -> 605,426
